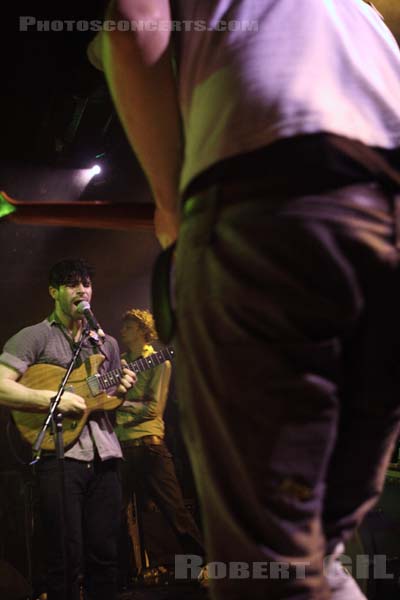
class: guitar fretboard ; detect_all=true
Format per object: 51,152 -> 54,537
90,346 -> 174,391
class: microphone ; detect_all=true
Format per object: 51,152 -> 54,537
76,301 -> 106,340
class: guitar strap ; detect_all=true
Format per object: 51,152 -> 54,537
56,323 -> 104,369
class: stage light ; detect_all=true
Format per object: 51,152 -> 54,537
77,163 -> 105,189
89,164 -> 101,176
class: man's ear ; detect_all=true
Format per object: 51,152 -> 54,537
49,286 -> 58,300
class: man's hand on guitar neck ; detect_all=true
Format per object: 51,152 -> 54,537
117,364 -> 137,397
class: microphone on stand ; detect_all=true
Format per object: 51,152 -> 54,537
76,301 -> 106,342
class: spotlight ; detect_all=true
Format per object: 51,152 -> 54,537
89,164 -> 101,176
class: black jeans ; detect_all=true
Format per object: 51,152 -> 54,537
120,443 -> 204,565
36,456 -> 122,600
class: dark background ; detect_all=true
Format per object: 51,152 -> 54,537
1,0 -> 158,340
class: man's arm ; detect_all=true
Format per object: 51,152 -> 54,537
118,361 -> 170,423
102,0 -> 182,247
0,363 -> 86,413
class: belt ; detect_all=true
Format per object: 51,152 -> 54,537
122,435 -> 164,448
183,181 -> 394,217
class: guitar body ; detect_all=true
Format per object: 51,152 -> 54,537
12,355 -> 122,451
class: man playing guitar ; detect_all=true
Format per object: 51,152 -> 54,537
0,258 -> 135,600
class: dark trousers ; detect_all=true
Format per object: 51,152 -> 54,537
174,181 -> 400,599
120,443 -> 204,567
36,457 -> 122,600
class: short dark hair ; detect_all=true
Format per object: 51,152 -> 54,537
49,259 -> 95,288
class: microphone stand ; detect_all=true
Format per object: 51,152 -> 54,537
30,326 -> 91,600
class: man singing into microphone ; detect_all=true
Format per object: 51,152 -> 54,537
0,258 -> 136,600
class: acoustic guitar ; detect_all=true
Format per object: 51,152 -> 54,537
11,347 -> 174,451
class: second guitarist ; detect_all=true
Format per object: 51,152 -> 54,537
0,258 -> 136,600
116,309 -> 204,582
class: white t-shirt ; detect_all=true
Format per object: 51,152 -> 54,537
175,0 -> 400,193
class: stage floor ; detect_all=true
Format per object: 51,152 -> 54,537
120,582 -> 209,600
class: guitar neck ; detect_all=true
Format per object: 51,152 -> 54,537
91,346 -> 175,391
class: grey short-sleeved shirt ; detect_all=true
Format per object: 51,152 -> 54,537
0,315 -> 123,461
